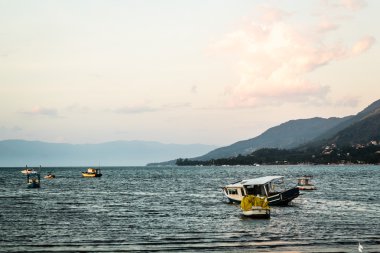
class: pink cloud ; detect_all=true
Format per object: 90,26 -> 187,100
317,20 -> 339,33
211,4 -> 374,108
339,0 -> 366,11
351,36 -> 376,55
321,0 -> 366,11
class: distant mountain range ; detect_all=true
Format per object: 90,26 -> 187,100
0,140 -> 217,166
163,99 -> 380,165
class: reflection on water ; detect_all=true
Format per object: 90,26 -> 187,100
0,165 -> 379,252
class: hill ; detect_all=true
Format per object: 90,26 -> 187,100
189,117 -> 350,161
324,108 -> 380,147
306,100 -> 380,147
0,140 -> 217,166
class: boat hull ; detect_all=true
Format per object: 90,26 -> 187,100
27,182 -> 40,188
242,208 -> 270,219
226,187 -> 299,206
297,185 -> 316,190
82,173 -> 102,177
21,170 -> 37,175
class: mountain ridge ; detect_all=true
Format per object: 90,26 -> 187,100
188,116 -> 351,161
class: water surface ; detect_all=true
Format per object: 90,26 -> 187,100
0,165 -> 379,252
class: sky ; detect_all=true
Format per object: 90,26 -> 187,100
0,0 -> 379,146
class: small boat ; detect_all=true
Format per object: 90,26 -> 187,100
223,176 -> 299,206
82,168 -> 102,177
297,176 -> 316,190
27,173 -> 40,188
241,195 -> 270,218
21,165 -> 37,175
44,172 -> 56,179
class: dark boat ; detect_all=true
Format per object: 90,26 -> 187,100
223,176 -> 299,206
27,173 -> 41,188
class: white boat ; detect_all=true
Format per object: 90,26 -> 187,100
223,176 -> 299,206
21,166 -> 37,175
297,176 -> 316,190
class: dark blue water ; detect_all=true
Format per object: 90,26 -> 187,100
0,165 -> 379,252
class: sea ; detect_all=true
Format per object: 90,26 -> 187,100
0,165 -> 379,252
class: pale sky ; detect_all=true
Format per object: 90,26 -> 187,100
1,0 -> 379,146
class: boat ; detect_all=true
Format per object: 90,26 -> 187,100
21,165 -> 37,175
297,176 -> 316,190
241,195 -> 270,218
223,176 -> 299,206
27,173 -> 40,188
82,168 -> 102,177
44,172 -> 56,179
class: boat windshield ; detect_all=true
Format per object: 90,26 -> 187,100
244,184 -> 269,196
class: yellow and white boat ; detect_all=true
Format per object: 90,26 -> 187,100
241,195 -> 270,219
82,168 -> 102,177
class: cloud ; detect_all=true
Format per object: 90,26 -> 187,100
210,4 -> 374,108
190,85 -> 197,94
115,105 -> 159,114
22,106 -> 58,117
320,0 -> 367,11
351,36 -> 376,55
334,96 -> 360,107
114,102 -> 190,114
0,126 -> 22,132
316,19 -> 339,33
65,104 -> 91,113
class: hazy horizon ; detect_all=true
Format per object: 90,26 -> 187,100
1,0 -> 379,146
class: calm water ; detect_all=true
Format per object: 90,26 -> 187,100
0,165 -> 379,252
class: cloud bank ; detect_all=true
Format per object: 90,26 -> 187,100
114,102 -> 191,114
22,106 -> 58,117
211,2 -> 375,108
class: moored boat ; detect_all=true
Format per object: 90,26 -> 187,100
223,176 -> 299,206
241,195 -> 270,219
44,172 -> 56,179
21,165 -> 37,175
82,168 -> 102,177
297,176 -> 316,190
27,173 -> 40,188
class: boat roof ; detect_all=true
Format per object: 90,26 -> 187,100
226,176 -> 284,187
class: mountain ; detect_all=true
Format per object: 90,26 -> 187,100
318,107 -> 380,147
190,116 -> 350,161
0,140 -> 217,166
306,99 -> 380,146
